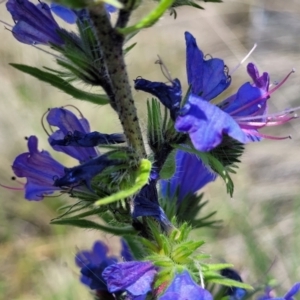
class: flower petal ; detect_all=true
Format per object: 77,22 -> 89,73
134,78 -> 182,119
185,31 -> 230,100
50,4 -> 77,24
47,108 -> 98,163
12,136 -> 65,201
159,270 -> 213,300
6,0 -> 63,45
175,94 -> 248,151
160,150 -> 215,203
103,261 -> 156,296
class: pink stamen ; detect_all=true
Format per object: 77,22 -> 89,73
0,183 -> 24,191
248,131 -> 292,140
235,107 -> 299,122
230,69 -> 295,116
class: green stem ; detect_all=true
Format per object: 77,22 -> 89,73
88,4 -> 146,157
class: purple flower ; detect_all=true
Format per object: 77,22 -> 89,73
257,283 -> 300,300
7,107 -> 118,200
11,135 -> 65,201
75,241 -> 118,291
160,150 -> 216,204
47,107 -> 98,163
6,0 -> 64,45
158,270 -> 213,300
102,261 -> 157,297
175,32 -> 296,151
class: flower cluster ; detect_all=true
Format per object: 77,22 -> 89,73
2,0 -> 300,299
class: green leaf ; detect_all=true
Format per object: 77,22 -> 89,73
159,149 -> 176,179
10,64 -> 109,105
51,218 -> 136,235
117,0 -> 175,34
208,277 -> 253,291
95,159 -> 152,206
124,42 -> 137,55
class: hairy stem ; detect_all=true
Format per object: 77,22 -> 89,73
88,4 -> 146,157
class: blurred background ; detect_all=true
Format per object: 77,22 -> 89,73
1,0 -> 300,298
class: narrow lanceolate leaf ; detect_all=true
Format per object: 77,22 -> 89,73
10,64 -> 109,105
51,218 -> 136,235
95,159 -> 152,206
117,0 -> 175,34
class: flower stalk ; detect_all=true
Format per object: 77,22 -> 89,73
88,3 -> 146,157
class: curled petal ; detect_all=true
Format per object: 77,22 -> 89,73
175,94 -> 248,152
134,78 -> 182,119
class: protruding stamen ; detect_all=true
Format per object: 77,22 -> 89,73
268,68 -> 296,95
62,105 -> 84,118
0,20 -> 13,28
229,43 -> 257,76
0,183 -> 24,191
236,106 -> 300,122
41,109 -> 52,136
155,55 -> 173,82
251,132 -> 292,140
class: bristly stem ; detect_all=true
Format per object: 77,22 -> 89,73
88,4 -> 146,157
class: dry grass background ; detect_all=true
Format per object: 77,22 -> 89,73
0,0 -> 300,299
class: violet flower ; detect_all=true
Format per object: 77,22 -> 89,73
47,107 -> 99,163
135,32 -> 296,152
75,241 -> 118,291
158,270 -> 213,300
175,32 -> 296,151
11,135 -> 65,201
6,0 -> 65,45
7,107 -> 120,200
160,150 -> 216,204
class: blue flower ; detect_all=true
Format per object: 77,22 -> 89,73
8,107 -> 120,200
75,241 -> 118,291
47,107 -> 99,163
160,150 -> 216,204
135,32 -> 296,152
11,135 -> 65,201
6,0 -> 65,45
102,261 -> 157,297
158,270 -> 213,300
132,178 -> 173,231
257,283 -> 300,300
176,32 -> 296,151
